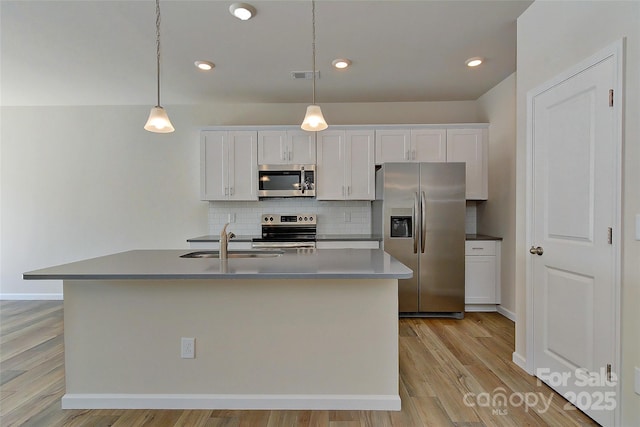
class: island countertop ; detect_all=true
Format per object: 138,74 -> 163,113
23,249 -> 412,281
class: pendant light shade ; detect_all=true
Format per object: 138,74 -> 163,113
144,106 -> 175,133
300,0 -> 327,132
145,0 -> 174,133
301,105 -> 328,131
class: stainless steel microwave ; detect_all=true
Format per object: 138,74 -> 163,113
258,164 -> 315,197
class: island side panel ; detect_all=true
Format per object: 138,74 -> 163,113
63,278 -> 399,409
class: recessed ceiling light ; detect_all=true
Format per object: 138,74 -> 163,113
332,58 -> 352,69
465,57 -> 484,67
194,60 -> 215,71
229,3 -> 256,20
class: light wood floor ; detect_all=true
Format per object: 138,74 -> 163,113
0,301 -> 599,426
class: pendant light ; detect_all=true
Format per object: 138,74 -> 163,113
144,0 -> 175,133
301,0 -> 328,132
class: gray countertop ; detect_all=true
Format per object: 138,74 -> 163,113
465,234 -> 503,241
23,249 -> 413,280
187,234 -> 382,242
187,235 -> 255,242
188,234 -> 500,242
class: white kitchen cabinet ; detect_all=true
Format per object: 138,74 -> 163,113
316,240 -> 379,249
447,128 -> 488,200
317,129 -> 375,200
465,240 -> 501,310
258,130 -> 315,165
200,131 -> 258,201
375,128 -> 446,163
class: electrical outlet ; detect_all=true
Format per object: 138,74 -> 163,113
181,337 -> 195,359
228,213 -> 236,223
344,212 -> 351,222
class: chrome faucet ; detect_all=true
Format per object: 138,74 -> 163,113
220,223 -> 236,260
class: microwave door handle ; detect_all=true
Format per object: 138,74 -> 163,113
421,191 -> 427,253
413,192 -> 419,254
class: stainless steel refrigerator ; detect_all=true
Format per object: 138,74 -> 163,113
372,162 -> 466,317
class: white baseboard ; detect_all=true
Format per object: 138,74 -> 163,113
0,293 -> 63,300
512,352 -> 528,372
61,393 -> 402,411
465,304 -> 497,312
496,305 -> 516,322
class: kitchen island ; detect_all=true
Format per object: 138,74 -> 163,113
24,249 -> 411,411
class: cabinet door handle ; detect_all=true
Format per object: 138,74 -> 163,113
229,187 -> 234,196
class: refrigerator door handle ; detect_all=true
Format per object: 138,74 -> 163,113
413,192 -> 419,254
421,191 -> 427,253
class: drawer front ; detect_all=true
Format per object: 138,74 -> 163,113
465,240 -> 496,256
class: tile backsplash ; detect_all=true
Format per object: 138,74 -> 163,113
208,200 -> 479,236
466,201 -> 477,234
208,200 -> 372,235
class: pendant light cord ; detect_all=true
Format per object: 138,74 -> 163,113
155,0 -> 161,107
311,0 -> 316,105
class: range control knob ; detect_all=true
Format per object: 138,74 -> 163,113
264,216 -> 268,222
304,217 -> 308,221
299,216 -> 302,221
310,216 -> 313,221
269,216 -> 274,222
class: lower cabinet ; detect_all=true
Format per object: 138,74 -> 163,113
465,240 -> 501,311
316,240 -> 380,249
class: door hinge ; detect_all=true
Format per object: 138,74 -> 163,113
607,227 -> 613,244
609,89 -> 614,107
606,363 -> 612,382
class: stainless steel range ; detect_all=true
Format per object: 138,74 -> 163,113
251,214 -> 316,249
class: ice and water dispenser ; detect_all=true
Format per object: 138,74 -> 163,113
390,209 -> 413,238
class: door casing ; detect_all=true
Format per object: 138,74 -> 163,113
524,38 -> 623,425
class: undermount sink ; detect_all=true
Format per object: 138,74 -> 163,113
180,250 -> 284,259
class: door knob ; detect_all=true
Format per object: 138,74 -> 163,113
529,246 -> 544,256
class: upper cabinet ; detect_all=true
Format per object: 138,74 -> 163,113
446,128 -> 488,200
200,131 -> 258,201
375,126 -> 488,200
317,129 -> 375,200
375,128 -> 446,163
199,124 -> 488,201
258,130 -> 316,165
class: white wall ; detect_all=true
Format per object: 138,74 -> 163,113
516,2 -> 640,426
476,72 -> 517,317
1,101 -> 478,298
1,106 -> 208,298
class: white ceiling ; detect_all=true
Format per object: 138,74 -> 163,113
1,0 -> 532,107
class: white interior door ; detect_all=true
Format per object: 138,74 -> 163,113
528,44 -> 621,427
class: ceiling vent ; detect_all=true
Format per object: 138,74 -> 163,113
291,71 -> 320,80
